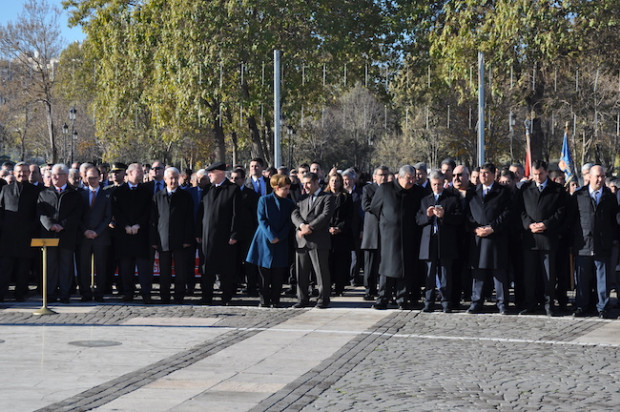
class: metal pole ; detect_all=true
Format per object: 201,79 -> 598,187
478,52 -> 485,166
273,50 -> 282,168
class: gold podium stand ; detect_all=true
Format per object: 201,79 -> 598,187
31,238 -> 60,316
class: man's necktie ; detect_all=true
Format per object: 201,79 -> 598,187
90,190 -> 97,208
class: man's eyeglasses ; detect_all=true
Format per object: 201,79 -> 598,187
152,167 -> 164,170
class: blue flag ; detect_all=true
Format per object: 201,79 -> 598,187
558,132 -> 574,181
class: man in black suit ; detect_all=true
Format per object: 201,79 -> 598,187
517,160 -> 568,316
465,162 -> 512,315
360,166 -> 389,300
37,164 -> 84,303
570,165 -> 620,318
78,166 -> 112,302
245,158 -> 272,196
111,163 -> 153,303
150,167 -> 194,304
0,162 -> 41,301
417,170 -> 463,313
414,162 -> 432,195
370,165 -> 424,310
231,168 -> 260,296
197,162 -> 241,305
291,172 -> 335,308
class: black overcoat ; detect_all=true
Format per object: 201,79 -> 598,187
150,189 -> 195,252
0,182 -> 41,258
570,186 -> 620,258
360,183 -> 380,250
38,186 -> 83,251
416,190 -> 463,261
197,180 -> 241,275
465,183 -> 511,270
369,180 -> 423,279
111,183 -> 152,258
517,179 -> 568,251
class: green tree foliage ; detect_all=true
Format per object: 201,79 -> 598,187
63,0 -> 392,165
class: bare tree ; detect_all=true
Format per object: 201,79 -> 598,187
0,0 -> 64,162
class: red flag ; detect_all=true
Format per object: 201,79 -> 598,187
524,121 -> 532,178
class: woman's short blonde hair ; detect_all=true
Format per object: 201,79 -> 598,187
270,174 -> 291,189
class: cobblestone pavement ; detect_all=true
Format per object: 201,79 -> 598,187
0,290 -> 618,411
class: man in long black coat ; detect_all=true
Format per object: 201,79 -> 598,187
370,165 -> 424,310
38,164 -> 83,303
150,167 -> 194,304
360,166 -> 389,300
570,165 -> 620,318
0,162 -> 41,301
517,160 -> 568,316
111,163 -> 153,303
416,170 -> 463,313
197,162 -> 241,305
465,162 -> 512,315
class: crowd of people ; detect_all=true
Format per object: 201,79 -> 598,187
0,156 -> 618,319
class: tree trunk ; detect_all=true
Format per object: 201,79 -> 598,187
212,106 -> 226,163
44,101 -> 57,163
247,115 -> 266,161
231,131 -> 238,166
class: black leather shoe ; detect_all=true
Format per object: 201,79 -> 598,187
421,305 -> 433,313
599,310 -> 608,319
398,304 -> 409,311
315,303 -> 329,309
292,302 -> 308,309
80,296 -> 92,302
466,306 -> 482,314
142,296 -> 153,304
499,309 -> 508,316
363,294 -> 374,301
94,296 -> 104,303
258,303 -> 269,308
60,297 -> 70,304
121,295 -> 133,303
573,308 -> 586,317
372,303 -> 387,310
519,309 -> 536,316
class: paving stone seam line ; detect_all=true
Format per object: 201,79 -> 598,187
385,333 -> 620,347
33,310 -> 302,412
250,311 -> 412,411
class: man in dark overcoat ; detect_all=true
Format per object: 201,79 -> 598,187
416,170 -> 463,313
111,163 -> 153,303
37,163 -> 83,303
465,162 -> 512,315
197,162 -> 241,305
0,162 -> 42,301
570,165 -> 620,318
360,166 -> 389,300
370,165 -> 424,310
517,160 -> 568,316
150,167 -> 194,304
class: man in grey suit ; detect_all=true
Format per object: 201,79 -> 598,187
78,166 -> 112,302
291,172 -> 335,308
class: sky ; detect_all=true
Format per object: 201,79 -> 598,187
0,0 -> 87,46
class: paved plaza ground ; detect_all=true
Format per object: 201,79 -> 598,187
0,288 -> 619,411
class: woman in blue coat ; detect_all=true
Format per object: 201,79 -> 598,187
246,174 -> 296,307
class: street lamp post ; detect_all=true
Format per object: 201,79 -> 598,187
62,123 -> 68,163
69,106 -> 77,165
